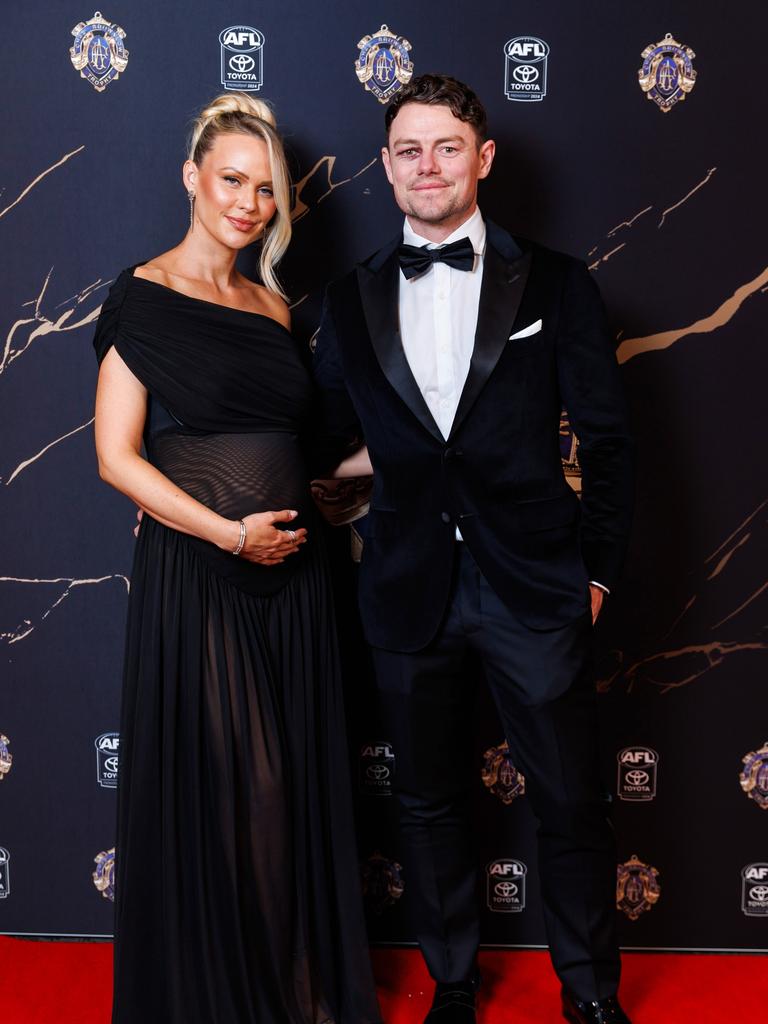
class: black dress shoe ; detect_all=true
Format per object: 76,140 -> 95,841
562,989 -> 631,1024
423,980 -> 477,1023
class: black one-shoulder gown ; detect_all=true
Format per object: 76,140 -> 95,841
94,269 -> 381,1024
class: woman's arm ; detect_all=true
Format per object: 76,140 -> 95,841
95,347 -> 306,565
331,445 -> 373,478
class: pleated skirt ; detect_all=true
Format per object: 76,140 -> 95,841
111,516 -> 381,1024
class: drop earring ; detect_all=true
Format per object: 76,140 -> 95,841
187,190 -> 196,229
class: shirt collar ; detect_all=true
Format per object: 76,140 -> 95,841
402,206 -> 486,257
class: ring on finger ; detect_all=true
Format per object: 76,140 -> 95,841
287,529 -> 296,542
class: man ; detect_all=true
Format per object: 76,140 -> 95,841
314,75 -> 635,1024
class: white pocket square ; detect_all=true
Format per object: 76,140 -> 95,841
509,319 -> 542,340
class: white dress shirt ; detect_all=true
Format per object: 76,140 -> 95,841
396,207 -> 608,594
398,206 -> 485,441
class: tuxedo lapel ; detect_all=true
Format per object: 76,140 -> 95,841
357,247 -> 444,443
449,227 -> 531,439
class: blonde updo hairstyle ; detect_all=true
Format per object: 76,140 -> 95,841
188,93 -> 291,298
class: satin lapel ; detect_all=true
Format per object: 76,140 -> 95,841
449,245 -> 532,439
357,254 -> 444,443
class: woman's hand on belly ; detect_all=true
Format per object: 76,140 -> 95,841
237,509 -> 307,565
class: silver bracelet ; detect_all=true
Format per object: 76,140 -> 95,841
232,519 -> 246,556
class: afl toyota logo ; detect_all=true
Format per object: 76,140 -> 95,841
742,864 -> 768,916
219,25 -> 264,91
618,747 -> 659,801
95,732 -> 119,789
486,858 -> 527,913
359,741 -> 395,797
504,36 -> 549,102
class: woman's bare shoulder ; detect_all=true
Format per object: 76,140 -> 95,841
132,253 -> 178,286
242,279 -> 291,329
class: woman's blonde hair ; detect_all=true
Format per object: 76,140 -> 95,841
188,92 -> 291,298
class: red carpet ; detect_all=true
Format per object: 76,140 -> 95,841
0,938 -> 764,1022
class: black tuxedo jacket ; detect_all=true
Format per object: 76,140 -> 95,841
312,221 -> 634,652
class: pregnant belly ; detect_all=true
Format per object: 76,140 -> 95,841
147,429 -> 315,596
150,430 -> 310,519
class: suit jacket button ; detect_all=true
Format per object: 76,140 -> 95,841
440,512 -> 451,523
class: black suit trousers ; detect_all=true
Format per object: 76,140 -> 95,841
372,544 -> 620,1002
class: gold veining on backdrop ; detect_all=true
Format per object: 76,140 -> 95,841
617,266 -> 768,364
292,155 -> 377,223
0,575 -> 130,646
0,146 -> 85,221
596,500 -> 768,694
3,417 -> 95,487
586,168 -> 717,270
657,167 -> 716,228
1,270 -> 107,376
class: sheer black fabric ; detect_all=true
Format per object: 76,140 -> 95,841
94,269 -> 381,1024
147,412 -> 313,595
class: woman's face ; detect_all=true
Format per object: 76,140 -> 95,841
184,132 -> 278,249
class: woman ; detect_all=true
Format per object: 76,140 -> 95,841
94,93 -> 381,1024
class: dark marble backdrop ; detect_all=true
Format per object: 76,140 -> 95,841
0,0 -> 765,950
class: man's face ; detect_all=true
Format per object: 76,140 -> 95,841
382,102 -> 495,240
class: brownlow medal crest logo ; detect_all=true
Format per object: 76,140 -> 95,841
361,851 -> 405,914
355,24 -> 413,104
560,410 -> 581,496
481,740 -> 525,805
617,854 -> 661,920
92,847 -> 115,901
0,734 -> 11,780
638,33 -> 696,113
70,11 -> 129,93
0,847 -> 9,899
740,741 -> 768,810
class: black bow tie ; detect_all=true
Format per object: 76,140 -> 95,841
397,237 -> 475,280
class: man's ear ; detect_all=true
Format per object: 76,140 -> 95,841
381,145 -> 394,186
477,139 -> 496,181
